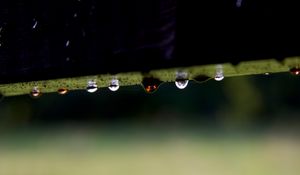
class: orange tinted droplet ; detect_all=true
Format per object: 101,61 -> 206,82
290,67 -> 300,75
57,88 -> 69,95
142,77 -> 162,94
30,87 -> 42,98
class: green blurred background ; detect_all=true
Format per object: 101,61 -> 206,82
0,73 -> 299,175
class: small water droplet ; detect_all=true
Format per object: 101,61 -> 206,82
73,13 -> 78,18
57,88 -> 69,95
65,40 -> 70,47
265,72 -> 270,76
142,77 -> 162,94
108,79 -> 120,92
30,87 -> 42,98
86,80 -> 98,93
214,65 -> 224,81
175,71 -> 189,89
290,67 -> 300,75
32,20 -> 38,29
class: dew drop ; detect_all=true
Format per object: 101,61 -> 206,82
108,79 -> 120,92
142,77 -> 162,94
175,71 -> 189,89
30,86 -> 42,98
290,67 -> 300,75
57,88 -> 69,95
86,80 -> 98,93
73,13 -> 78,18
214,65 -> 224,81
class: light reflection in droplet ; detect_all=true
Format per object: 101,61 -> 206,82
290,67 -> 300,76
30,86 -> 42,98
57,88 -> 69,95
142,77 -> 162,94
86,80 -> 98,93
214,65 -> 224,81
175,71 -> 189,89
108,79 -> 120,92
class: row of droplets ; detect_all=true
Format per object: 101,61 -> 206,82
30,78 -> 120,98
29,65 -> 225,98
29,65 -> 300,98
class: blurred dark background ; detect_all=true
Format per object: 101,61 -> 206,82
1,0 -> 300,83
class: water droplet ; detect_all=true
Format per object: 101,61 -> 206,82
65,40 -> 70,47
57,88 -> 69,95
214,65 -> 224,81
73,13 -> 78,18
86,80 -> 98,93
108,79 -> 120,92
142,77 -> 162,94
264,72 -> 270,76
30,87 -> 42,98
290,67 -> 300,75
32,20 -> 38,29
175,71 -> 189,89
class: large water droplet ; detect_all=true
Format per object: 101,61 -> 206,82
108,79 -> 120,92
175,71 -> 189,89
214,65 -> 224,81
30,86 -> 42,98
57,88 -> 69,95
86,80 -> 98,93
290,67 -> 300,75
142,77 -> 162,94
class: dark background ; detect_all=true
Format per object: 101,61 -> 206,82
1,0 -> 300,83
